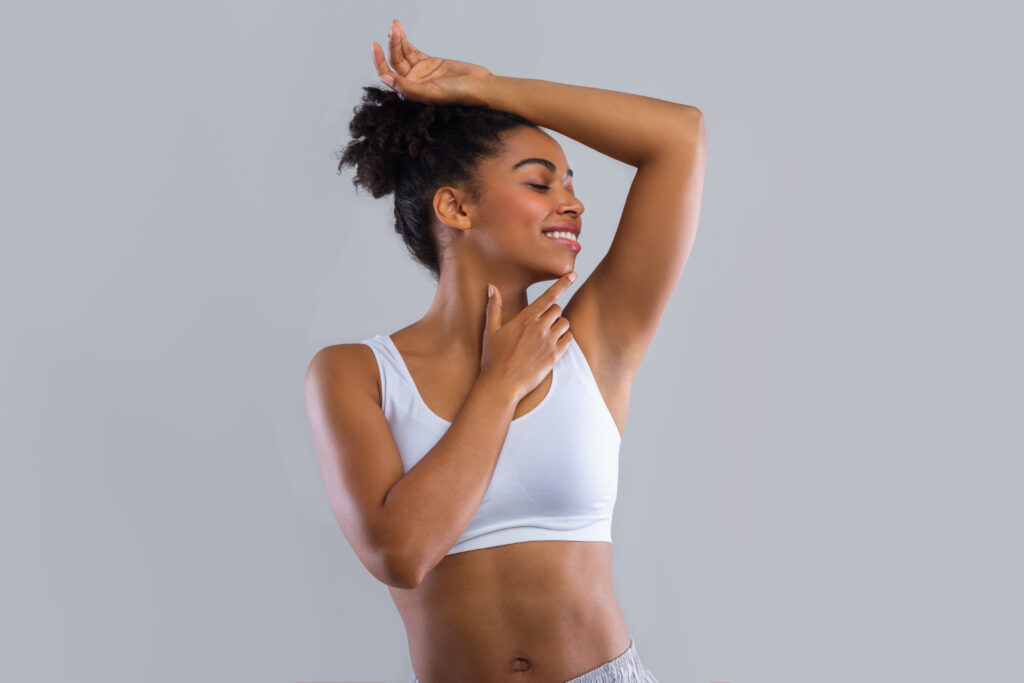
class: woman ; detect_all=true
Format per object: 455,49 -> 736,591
305,19 -> 705,683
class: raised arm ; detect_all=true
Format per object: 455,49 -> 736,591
472,75 -> 706,379
375,19 -> 706,381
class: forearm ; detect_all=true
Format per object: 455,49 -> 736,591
472,74 -> 700,167
380,374 -> 520,587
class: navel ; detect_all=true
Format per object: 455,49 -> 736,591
509,656 -> 532,672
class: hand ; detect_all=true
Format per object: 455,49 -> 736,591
371,19 -> 494,107
479,273 -> 578,401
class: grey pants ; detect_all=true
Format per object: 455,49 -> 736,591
410,637 -> 659,683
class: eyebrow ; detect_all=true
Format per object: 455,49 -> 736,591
512,157 -> 573,179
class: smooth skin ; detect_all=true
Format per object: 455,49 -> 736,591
306,19 -> 706,682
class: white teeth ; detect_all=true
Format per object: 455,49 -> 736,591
543,231 -> 578,242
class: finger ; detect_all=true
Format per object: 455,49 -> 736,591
388,21 -> 413,74
548,316 -> 571,339
372,42 -> 402,91
530,272 -> 577,316
557,329 -> 574,351
394,19 -> 427,67
371,42 -> 392,77
538,301 -> 564,327
485,283 -> 502,335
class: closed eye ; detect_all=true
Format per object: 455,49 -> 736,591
528,184 -> 550,191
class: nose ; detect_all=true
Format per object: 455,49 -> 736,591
558,188 -> 584,217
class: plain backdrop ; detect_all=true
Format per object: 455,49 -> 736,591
3,1 -> 1021,682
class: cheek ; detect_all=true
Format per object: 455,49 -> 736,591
506,193 -> 549,221
490,183 -> 544,208
477,189 -> 549,241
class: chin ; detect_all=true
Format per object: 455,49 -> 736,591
543,259 -> 576,280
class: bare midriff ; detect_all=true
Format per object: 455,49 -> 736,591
389,539 -> 631,683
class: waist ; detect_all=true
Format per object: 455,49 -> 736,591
390,540 -> 630,681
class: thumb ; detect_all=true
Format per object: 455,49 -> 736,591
485,283 -> 502,335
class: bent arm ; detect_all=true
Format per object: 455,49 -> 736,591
381,373 -> 521,587
307,346 -> 522,590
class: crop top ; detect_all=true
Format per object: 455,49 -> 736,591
360,333 -> 621,555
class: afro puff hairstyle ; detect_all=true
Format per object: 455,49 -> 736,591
337,86 -> 538,281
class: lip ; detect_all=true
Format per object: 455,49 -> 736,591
540,222 -> 581,236
541,232 -> 581,252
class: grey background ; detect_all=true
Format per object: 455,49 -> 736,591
3,1 -> 1021,682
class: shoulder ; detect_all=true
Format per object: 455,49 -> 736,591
306,342 -> 383,408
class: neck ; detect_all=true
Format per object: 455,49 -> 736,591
414,259 -> 534,360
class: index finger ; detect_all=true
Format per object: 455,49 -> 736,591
529,272 -> 577,315
371,42 -> 392,78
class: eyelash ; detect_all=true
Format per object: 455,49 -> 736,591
528,183 -> 577,198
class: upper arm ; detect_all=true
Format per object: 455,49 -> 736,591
304,344 -> 412,588
564,109 -> 706,379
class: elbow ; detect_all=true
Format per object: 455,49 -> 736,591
347,521 -> 423,589
639,107 -> 703,166
681,106 -> 704,138
673,107 -> 705,156
678,104 -> 702,122
378,522 -> 425,589
382,546 -> 423,590
373,505 -> 425,589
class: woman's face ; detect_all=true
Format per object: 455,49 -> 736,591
460,126 -> 585,280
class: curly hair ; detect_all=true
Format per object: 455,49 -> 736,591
336,86 -> 538,281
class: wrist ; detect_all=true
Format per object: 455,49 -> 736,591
468,72 -> 502,109
473,368 -> 523,408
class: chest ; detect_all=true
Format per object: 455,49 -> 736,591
403,356 -> 627,440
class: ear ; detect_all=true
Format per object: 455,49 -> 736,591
432,186 -> 474,231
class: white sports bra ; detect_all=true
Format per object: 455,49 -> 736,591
360,333 -> 621,555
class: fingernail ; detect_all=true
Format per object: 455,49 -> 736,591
380,74 -> 394,87
568,272 -> 577,283
488,284 -> 495,298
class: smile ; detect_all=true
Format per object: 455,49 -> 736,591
542,231 -> 581,251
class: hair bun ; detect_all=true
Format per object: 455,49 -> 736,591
337,86 -> 438,198
335,84 -> 537,281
